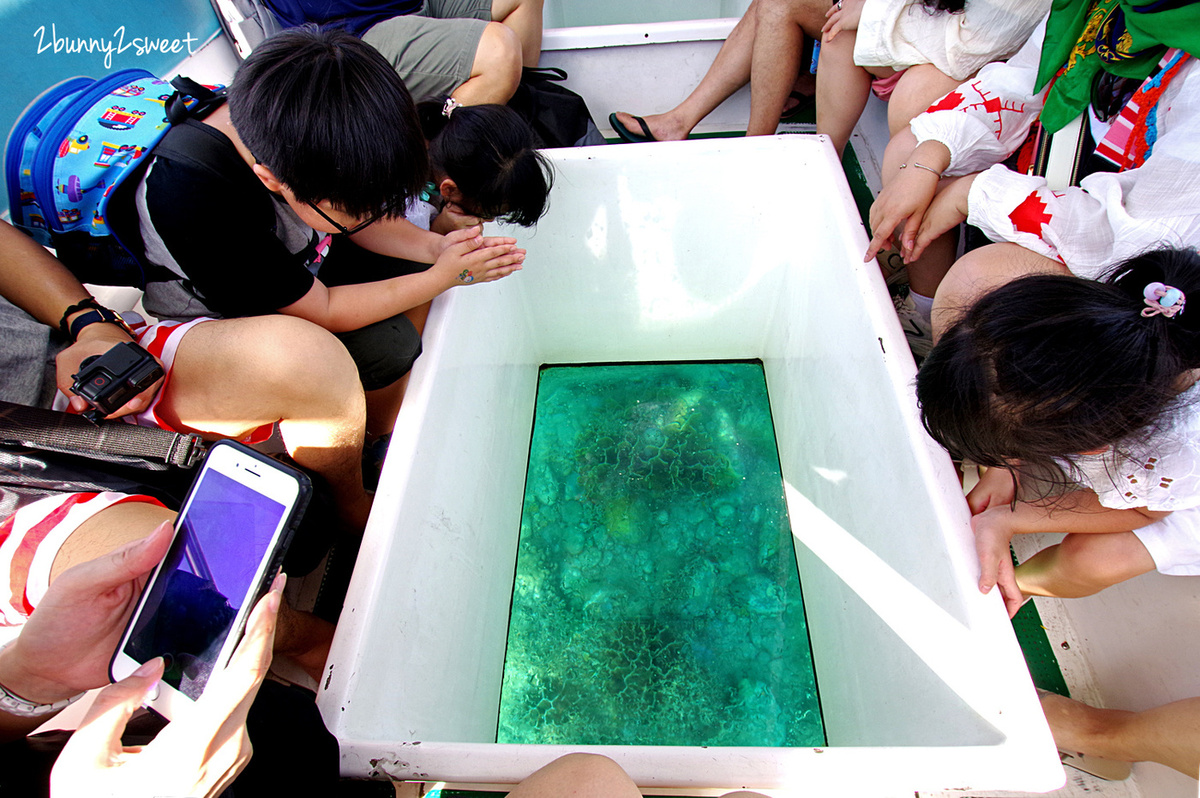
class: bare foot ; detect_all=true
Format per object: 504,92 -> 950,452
612,110 -> 692,142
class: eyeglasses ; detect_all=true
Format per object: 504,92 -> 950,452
305,201 -> 390,236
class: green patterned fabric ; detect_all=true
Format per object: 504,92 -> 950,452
1035,0 -> 1200,132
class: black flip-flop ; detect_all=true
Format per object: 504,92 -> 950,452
780,90 -> 815,121
609,112 -> 658,143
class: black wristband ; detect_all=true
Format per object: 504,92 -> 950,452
64,305 -> 132,343
58,297 -> 103,338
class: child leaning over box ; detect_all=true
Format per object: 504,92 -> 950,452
130,26 -> 525,433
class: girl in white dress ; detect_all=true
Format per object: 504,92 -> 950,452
916,248 -> 1200,617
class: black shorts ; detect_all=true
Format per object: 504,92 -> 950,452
321,237 -> 430,390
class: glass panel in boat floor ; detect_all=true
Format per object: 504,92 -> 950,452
497,361 -> 825,747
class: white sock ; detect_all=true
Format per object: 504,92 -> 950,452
909,289 -> 934,323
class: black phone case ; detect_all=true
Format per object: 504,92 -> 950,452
108,440 -> 312,686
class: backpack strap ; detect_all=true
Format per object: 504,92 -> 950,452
105,114 -> 244,278
165,77 -> 227,125
0,400 -> 206,470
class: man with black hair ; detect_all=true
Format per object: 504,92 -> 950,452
265,0 -> 544,104
132,26 -> 525,435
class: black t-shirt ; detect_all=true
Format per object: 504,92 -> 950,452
136,120 -> 321,320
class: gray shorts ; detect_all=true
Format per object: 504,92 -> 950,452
362,0 -> 493,102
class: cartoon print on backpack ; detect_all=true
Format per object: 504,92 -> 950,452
93,143 -> 146,169
98,106 -> 146,131
111,82 -> 150,98
57,174 -> 105,204
57,135 -> 90,157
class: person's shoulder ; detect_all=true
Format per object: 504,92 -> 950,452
143,121 -> 269,220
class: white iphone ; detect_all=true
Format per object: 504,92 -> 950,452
110,440 -> 310,718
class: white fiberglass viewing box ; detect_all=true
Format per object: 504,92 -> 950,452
316,136 -> 1063,797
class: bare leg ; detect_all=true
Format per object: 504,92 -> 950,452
746,0 -> 825,136
452,21 -> 523,105
1016,532 -> 1156,600
611,0 -> 763,141
815,29 -> 875,156
49,503 -> 176,583
878,127 -> 959,295
153,316 -> 372,530
1042,692 -> 1200,777
931,242 -> 1070,339
886,64 -> 964,137
508,754 -> 641,798
365,381 -> 406,439
362,300 -> 432,437
507,754 -> 768,798
491,0 -> 544,66
274,600 -> 335,683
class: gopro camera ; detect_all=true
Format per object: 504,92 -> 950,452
70,341 -> 164,423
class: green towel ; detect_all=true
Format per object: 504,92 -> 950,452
1035,0 -> 1200,133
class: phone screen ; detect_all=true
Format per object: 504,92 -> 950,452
123,469 -> 287,700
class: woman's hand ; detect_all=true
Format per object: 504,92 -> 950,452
434,225 -> 525,287
50,573 -> 284,798
911,173 -> 977,262
822,0 -> 865,41
865,167 -> 939,263
864,140 -> 952,263
0,522 -> 174,709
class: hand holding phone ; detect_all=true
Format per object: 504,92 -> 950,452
52,573 -> 284,798
110,441 -> 310,718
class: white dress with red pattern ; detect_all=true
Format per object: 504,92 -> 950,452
909,16 -> 1200,278
853,0 -> 1049,81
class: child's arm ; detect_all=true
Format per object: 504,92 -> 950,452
973,490 -> 1169,615
280,226 -> 523,332
348,214 -> 456,264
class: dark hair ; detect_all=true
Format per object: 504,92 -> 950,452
919,0 -> 966,13
417,99 -> 553,227
916,248 -> 1200,491
228,26 -> 427,219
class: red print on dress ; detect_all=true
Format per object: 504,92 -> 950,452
1009,191 -> 1053,236
927,80 -> 1027,140
926,90 -> 965,113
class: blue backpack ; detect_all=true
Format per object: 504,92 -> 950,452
5,69 -> 225,287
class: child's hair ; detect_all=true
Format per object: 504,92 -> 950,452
920,0 -> 966,13
417,99 -> 553,227
916,248 -> 1200,488
228,26 -> 427,220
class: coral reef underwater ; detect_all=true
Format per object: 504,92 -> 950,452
497,362 -> 825,747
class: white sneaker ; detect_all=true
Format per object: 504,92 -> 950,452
892,287 -> 934,360
877,248 -> 909,288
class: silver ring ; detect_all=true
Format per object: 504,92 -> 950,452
837,1 -> 843,9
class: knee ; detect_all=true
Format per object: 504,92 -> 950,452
753,0 -> 789,24
1054,533 -> 1152,591
249,316 -> 362,397
548,753 -> 631,786
474,22 -> 522,100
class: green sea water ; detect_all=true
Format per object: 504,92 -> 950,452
497,361 -> 825,747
